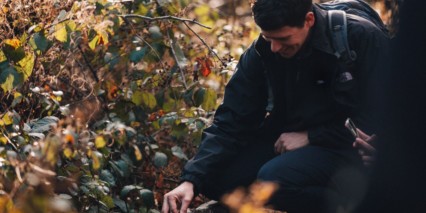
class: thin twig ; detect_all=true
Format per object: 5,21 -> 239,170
77,45 -> 99,82
183,22 -> 226,66
120,16 -> 167,70
167,30 -> 188,89
119,14 -> 212,29
0,129 -> 18,152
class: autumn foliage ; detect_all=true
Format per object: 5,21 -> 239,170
0,0 -> 258,212
0,0 -> 397,212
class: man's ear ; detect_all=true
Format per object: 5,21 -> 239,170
305,12 -> 315,28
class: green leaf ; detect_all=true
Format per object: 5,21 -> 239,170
16,52 -> 35,81
131,90 -> 143,106
113,159 -> 130,178
139,189 -> 155,209
2,39 -> 25,62
133,91 -> 157,109
100,170 -> 116,187
104,50 -> 119,68
171,123 -> 187,139
0,62 -> 21,92
153,152 -> 167,167
171,146 -> 188,160
30,116 -> 59,133
170,33 -> 188,68
54,23 -> 68,42
30,32 -> 49,52
142,92 -> 157,110
130,47 -> 148,63
162,99 -> 178,112
100,195 -> 114,209
194,87 -> 205,107
201,88 -> 217,111
120,185 -> 136,200
149,26 -> 162,39
113,198 -> 127,212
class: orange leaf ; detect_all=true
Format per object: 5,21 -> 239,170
64,134 -> 74,144
197,57 -> 212,77
148,113 -> 157,122
158,109 -> 165,117
107,85 -> 119,100
156,173 -> 164,188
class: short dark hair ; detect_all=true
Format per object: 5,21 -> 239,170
251,0 -> 313,31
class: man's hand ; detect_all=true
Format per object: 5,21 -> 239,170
353,128 -> 377,167
274,131 -> 309,154
162,181 -> 194,213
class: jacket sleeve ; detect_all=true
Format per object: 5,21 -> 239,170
308,16 -> 390,149
181,42 -> 268,192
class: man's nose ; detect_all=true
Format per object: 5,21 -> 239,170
270,40 -> 282,53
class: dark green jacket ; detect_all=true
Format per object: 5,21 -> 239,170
181,4 -> 390,193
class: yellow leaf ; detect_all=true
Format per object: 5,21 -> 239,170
66,20 -> 77,31
16,52 -> 35,81
63,148 -> 73,159
89,35 -> 99,50
92,151 -> 101,170
13,92 -> 22,99
142,92 -> 157,110
134,145 -> 142,161
4,39 -> 21,49
2,6 -> 8,13
0,195 -> 14,212
54,23 -> 68,42
1,74 -> 14,93
131,90 -> 143,106
0,136 -> 7,145
98,31 -> 109,45
137,4 -> 149,15
2,112 -> 13,126
95,136 -> 106,148
0,50 -> 7,63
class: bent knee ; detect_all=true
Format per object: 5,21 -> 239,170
257,158 -> 296,186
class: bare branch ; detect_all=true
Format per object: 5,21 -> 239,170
167,30 -> 188,89
119,14 -> 212,29
183,22 -> 226,67
77,45 -> 99,82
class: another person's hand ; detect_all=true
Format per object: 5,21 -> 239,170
274,131 -> 309,154
353,128 -> 377,167
162,181 -> 194,213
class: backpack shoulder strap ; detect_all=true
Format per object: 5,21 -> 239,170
328,10 -> 357,63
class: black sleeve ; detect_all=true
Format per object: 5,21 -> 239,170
181,42 -> 268,192
308,16 -> 390,148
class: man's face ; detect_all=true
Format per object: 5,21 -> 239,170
261,12 -> 315,58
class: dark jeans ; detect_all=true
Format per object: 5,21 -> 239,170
201,140 -> 367,213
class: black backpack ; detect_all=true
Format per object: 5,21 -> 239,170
319,0 -> 389,64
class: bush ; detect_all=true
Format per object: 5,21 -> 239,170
0,0 -> 257,212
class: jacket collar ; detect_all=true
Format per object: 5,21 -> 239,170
310,4 -> 335,56
254,4 -> 335,59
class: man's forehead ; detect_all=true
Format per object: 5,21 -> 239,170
261,26 -> 297,39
